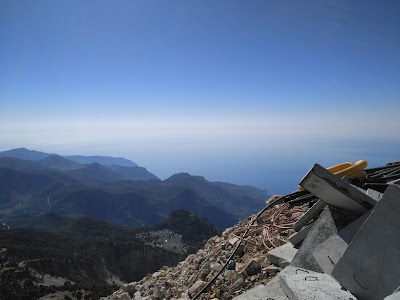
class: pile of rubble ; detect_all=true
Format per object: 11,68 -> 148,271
104,161 -> 400,300
103,200 -> 312,300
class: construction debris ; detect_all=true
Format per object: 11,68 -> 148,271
332,185 -> 400,300
363,162 -> 400,192
290,205 -> 358,272
288,220 -> 315,245
300,164 -> 376,215
104,161 -> 400,300
312,211 -> 371,275
266,243 -> 297,268
293,199 -> 325,232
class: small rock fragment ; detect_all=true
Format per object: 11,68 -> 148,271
188,280 -> 206,297
244,260 -> 261,276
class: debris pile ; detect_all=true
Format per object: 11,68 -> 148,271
102,201 -> 311,300
104,161 -> 400,300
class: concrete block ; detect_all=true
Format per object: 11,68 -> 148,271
293,200 -> 326,232
288,221 -> 316,245
312,210 -> 371,275
300,164 -> 376,215
267,243 -> 298,268
311,234 -> 348,276
366,188 -> 384,201
233,276 -> 289,300
332,185 -> 400,300
290,206 -> 356,272
279,266 -> 356,300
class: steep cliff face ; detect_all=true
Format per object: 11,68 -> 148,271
101,242 -> 186,282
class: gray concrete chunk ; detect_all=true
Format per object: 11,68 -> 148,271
300,164 -> 376,215
267,243 -> 298,268
294,199 -> 326,232
332,185 -> 400,300
385,292 -> 400,300
312,210 -> 371,275
311,233 -> 348,276
279,266 -> 357,300
233,276 -> 289,300
290,206 -> 355,272
288,221 -> 316,245
366,188 -> 384,201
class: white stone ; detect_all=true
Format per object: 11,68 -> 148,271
267,243 -> 298,268
229,237 -> 239,245
188,280 -> 206,297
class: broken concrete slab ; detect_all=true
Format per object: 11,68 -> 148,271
300,164 -> 376,215
279,266 -> 356,300
267,243 -> 298,268
366,188 -> 384,201
332,185 -> 400,300
293,199 -> 326,232
288,220 -> 316,245
311,234 -> 348,276
290,205 -> 356,272
312,210 -> 371,275
233,276 -> 289,300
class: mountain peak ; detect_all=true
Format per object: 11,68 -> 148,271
165,173 -> 207,184
0,148 -> 49,161
0,148 -> 138,168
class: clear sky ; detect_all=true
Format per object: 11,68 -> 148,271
1,0 -> 399,194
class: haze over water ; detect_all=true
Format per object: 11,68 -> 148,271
1,1 -> 399,194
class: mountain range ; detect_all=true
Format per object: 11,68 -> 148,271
0,148 -> 137,167
0,147 -> 268,299
0,148 -> 268,229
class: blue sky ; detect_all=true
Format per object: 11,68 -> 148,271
1,1 -> 400,193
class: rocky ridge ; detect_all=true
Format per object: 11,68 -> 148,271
103,196 -> 311,300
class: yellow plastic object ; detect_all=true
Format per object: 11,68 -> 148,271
335,160 -> 367,178
326,162 -> 354,173
298,160 -> 368,190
